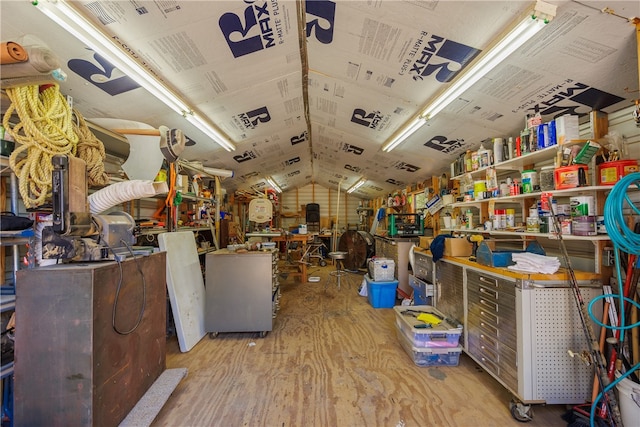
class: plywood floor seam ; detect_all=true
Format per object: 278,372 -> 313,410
153,264 -> 567,427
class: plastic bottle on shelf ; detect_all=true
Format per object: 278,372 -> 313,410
471,150 -> 480,171
507,137 -> 515,160
466,209 -> 473,229
464,150 -> 472,172
520,128 -> 530,154
493,138 -> 504,163
477,144 -> 492,168
500,181 -> 509,197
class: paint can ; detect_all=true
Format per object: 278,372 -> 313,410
521,170 -> 538,193
570,196 -> 595,217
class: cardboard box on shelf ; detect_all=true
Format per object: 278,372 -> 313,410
555,114 -> 579,145
418,236 -> 432,250
444,238 -> 473,257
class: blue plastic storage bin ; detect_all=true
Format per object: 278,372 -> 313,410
365,275 -> 398,308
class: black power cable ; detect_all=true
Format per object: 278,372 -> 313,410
110,239 -> 147,335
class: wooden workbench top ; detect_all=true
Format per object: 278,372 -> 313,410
413,247 -> 600,282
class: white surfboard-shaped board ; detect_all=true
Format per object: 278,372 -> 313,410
158,231 -> 206,352
89,118 -> 164,181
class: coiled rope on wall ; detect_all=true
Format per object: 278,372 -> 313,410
2,84 -> 77,208
3,84 -> 111,207
73,108 -> 110,187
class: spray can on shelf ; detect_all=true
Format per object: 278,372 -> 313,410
506,209 -> 516,228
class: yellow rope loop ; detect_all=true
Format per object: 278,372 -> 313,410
1,84 -> 78,208
73,108 -> 110,186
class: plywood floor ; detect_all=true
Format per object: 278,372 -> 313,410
153,263 -> 570,427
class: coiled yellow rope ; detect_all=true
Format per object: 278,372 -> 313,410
2,84 -> 77,208
73,108 -> 110,187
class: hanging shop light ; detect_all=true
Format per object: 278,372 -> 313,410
35,0 -> 236,152
347,178 -> 367,194
266,177 -> 282,193
381,0 -> 556,152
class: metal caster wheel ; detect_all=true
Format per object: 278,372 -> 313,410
259,331 -> 268,338
209,332 -> 219,339
510,399 -> 533,422
320,260 -> 327,267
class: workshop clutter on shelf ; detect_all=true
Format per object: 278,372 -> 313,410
450,111 -> 637,204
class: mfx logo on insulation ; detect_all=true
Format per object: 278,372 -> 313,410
394,162 -> 420,173
406,33 -> 480,83
234,106 -> 271,131
513,80 -> 625,117
291,131 -> 308,146
306,0 -> 336,44
341,143 -> 364,155
233,150 -> 258,163
351,108 -> 384,130
219,1 -> 278,58
424,136 -> 465,155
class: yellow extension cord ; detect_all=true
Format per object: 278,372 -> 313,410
2,84 -> 109,208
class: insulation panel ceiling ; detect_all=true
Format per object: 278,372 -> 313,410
1,0 -> 638,199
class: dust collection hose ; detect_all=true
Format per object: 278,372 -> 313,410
88,180 -> 167,214
588,172 -> 640,426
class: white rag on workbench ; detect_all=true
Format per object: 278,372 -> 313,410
507,252 -> 561,274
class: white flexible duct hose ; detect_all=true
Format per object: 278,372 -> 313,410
89,180 -> 167,214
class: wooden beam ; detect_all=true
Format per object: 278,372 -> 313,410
0,177 -> 5,285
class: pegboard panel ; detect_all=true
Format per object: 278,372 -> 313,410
532,287 -> 601,403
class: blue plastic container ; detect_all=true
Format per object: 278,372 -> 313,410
409,275 -> 434,306
365,275 -> 398,308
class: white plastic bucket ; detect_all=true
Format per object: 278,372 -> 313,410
615,371 -> 640,426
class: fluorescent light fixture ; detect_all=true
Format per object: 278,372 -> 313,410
266,177 -> 282,193
35,0 -> 236,152
347,178 -> 367,194
185,114 -> 236,152
421,1 -> 555,120
381,0 -> 555,153
382,117 -> 426,152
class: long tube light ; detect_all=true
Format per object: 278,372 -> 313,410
266,177 -> 282,193
35,0 -> 236,152
420,2 -> 555,120
347,178 -> 367,194
382,116 -> 427,152
382,0 -> 556,152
